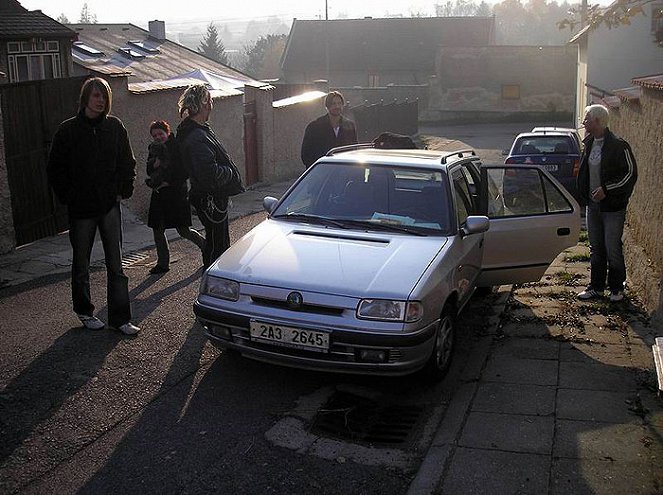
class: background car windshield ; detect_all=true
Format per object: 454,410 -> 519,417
514,136 -> 576,155
273,161 -> 452,233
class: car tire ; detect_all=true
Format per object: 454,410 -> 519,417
421,305 -> 455,382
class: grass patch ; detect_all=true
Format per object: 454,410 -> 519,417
578,230 -> 590,246
564,252 -> 591,262
555,270 -> 582,286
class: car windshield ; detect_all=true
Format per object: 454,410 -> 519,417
513,136 -> 577,155
272,161 -> 453,234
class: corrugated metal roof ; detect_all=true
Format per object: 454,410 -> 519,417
0,11 -> 76,38
632,73 -> 663,90
281,17 -> 495,73
68,23 -> 261,90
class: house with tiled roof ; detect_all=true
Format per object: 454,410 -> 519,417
0,0 -> 76,84
280,16 -> 495,87
67,21 -> 261,95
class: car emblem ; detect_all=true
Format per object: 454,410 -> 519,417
287,292 -> 303,310
542,157 -> 547,162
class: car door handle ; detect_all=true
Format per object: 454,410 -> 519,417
557,227 -> 571,236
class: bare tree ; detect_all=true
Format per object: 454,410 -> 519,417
56,13 -> 69,24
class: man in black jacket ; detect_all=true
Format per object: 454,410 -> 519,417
47,77 -> 140,335
577,104 -> 638,303
301,91 -> 358,168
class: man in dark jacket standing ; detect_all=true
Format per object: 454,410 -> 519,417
577,104 -> 637,303
301,91 -> 358,168
47,77 -> 140,335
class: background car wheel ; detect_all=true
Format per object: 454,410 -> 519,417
421,306 -> 455,382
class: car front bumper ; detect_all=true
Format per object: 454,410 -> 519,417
194,300 -> 438,376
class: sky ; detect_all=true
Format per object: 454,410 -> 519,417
18,0 -> 612,27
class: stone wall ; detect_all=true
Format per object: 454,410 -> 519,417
608,88 -> 663,319
425,45 -> 576,123
0,92 -> 16,254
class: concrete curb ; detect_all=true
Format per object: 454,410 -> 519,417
407,285 -> 513,495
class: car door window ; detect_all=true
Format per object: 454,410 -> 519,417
451,170 -> 472,227
484,167 -> 572,218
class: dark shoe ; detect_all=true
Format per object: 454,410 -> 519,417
149,265 -> 169,274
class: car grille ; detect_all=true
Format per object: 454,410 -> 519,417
250,296 -> 344,316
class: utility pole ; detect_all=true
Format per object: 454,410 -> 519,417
326,0 -> 329,20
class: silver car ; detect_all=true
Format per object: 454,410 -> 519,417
194,147 -> 580,380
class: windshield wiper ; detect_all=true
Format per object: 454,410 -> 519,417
271,213 -> 348,229
331,218 -> 429,237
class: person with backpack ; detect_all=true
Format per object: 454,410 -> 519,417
145,120 -> 205,274
176,84 -> 243,269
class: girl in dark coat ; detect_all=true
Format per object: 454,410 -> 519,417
147,120 -> 204,274
176,85 -> 238,268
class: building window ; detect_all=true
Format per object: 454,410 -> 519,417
502,84 -> 520,100
6,40 -> 61,83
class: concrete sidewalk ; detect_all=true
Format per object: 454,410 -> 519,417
409,243 -> 663,495
0,180 -> 294,289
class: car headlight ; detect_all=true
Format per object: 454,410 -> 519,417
200,275 -> 240,301
356,299 -> 423,322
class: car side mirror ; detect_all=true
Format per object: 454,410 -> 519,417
263,196 -> 279,214
462,215 -> 489,236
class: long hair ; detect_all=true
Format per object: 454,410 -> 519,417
177,84 -> 211,118
79,77 -> 112,117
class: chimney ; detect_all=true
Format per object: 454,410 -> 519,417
148,20 -> 166,40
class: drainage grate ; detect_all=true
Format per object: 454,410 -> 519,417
122,251 -> 149,268
310,391 -> 423,446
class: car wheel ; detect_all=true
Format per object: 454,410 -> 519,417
422,307 -> 455,382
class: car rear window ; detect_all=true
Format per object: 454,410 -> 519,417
513,136 -> 577,155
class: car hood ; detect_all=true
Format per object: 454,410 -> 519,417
209,219 -> 448,299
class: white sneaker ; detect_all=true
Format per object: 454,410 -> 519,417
118,322 -> 140,335
578,288 -> 604,300
78,314 -> 106,330
609,291 -> 625,302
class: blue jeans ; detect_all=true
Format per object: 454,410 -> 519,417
586,202 -> 627,293
69,203 -> 131,328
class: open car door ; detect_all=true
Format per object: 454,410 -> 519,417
477,165 -> 581,286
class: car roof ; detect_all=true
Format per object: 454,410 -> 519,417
515,132 -> 574,139
320,147 -> 479,170
531,127 -> 578,133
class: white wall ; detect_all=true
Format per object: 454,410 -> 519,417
587,5 -> 663,90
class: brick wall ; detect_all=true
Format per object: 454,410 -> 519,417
608,88 -> 663,318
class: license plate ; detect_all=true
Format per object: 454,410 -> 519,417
250,321 -> 329,352
542,164 -> 558,172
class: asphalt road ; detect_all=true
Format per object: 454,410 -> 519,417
0,123 -> 542,494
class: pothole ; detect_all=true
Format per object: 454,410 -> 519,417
310,390 -> 424,446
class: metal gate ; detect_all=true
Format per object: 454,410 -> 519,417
243,100 -> 259,186
0,76 -> 86,246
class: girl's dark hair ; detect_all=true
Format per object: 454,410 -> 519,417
325,90 -> 344,108
149,120 -> 171,135
79,77 -> 112,116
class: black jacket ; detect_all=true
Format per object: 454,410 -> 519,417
577,128 -> 637,212
176,118 -> 235,206
47,110 -> 136,219
301,114 -> 358,167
